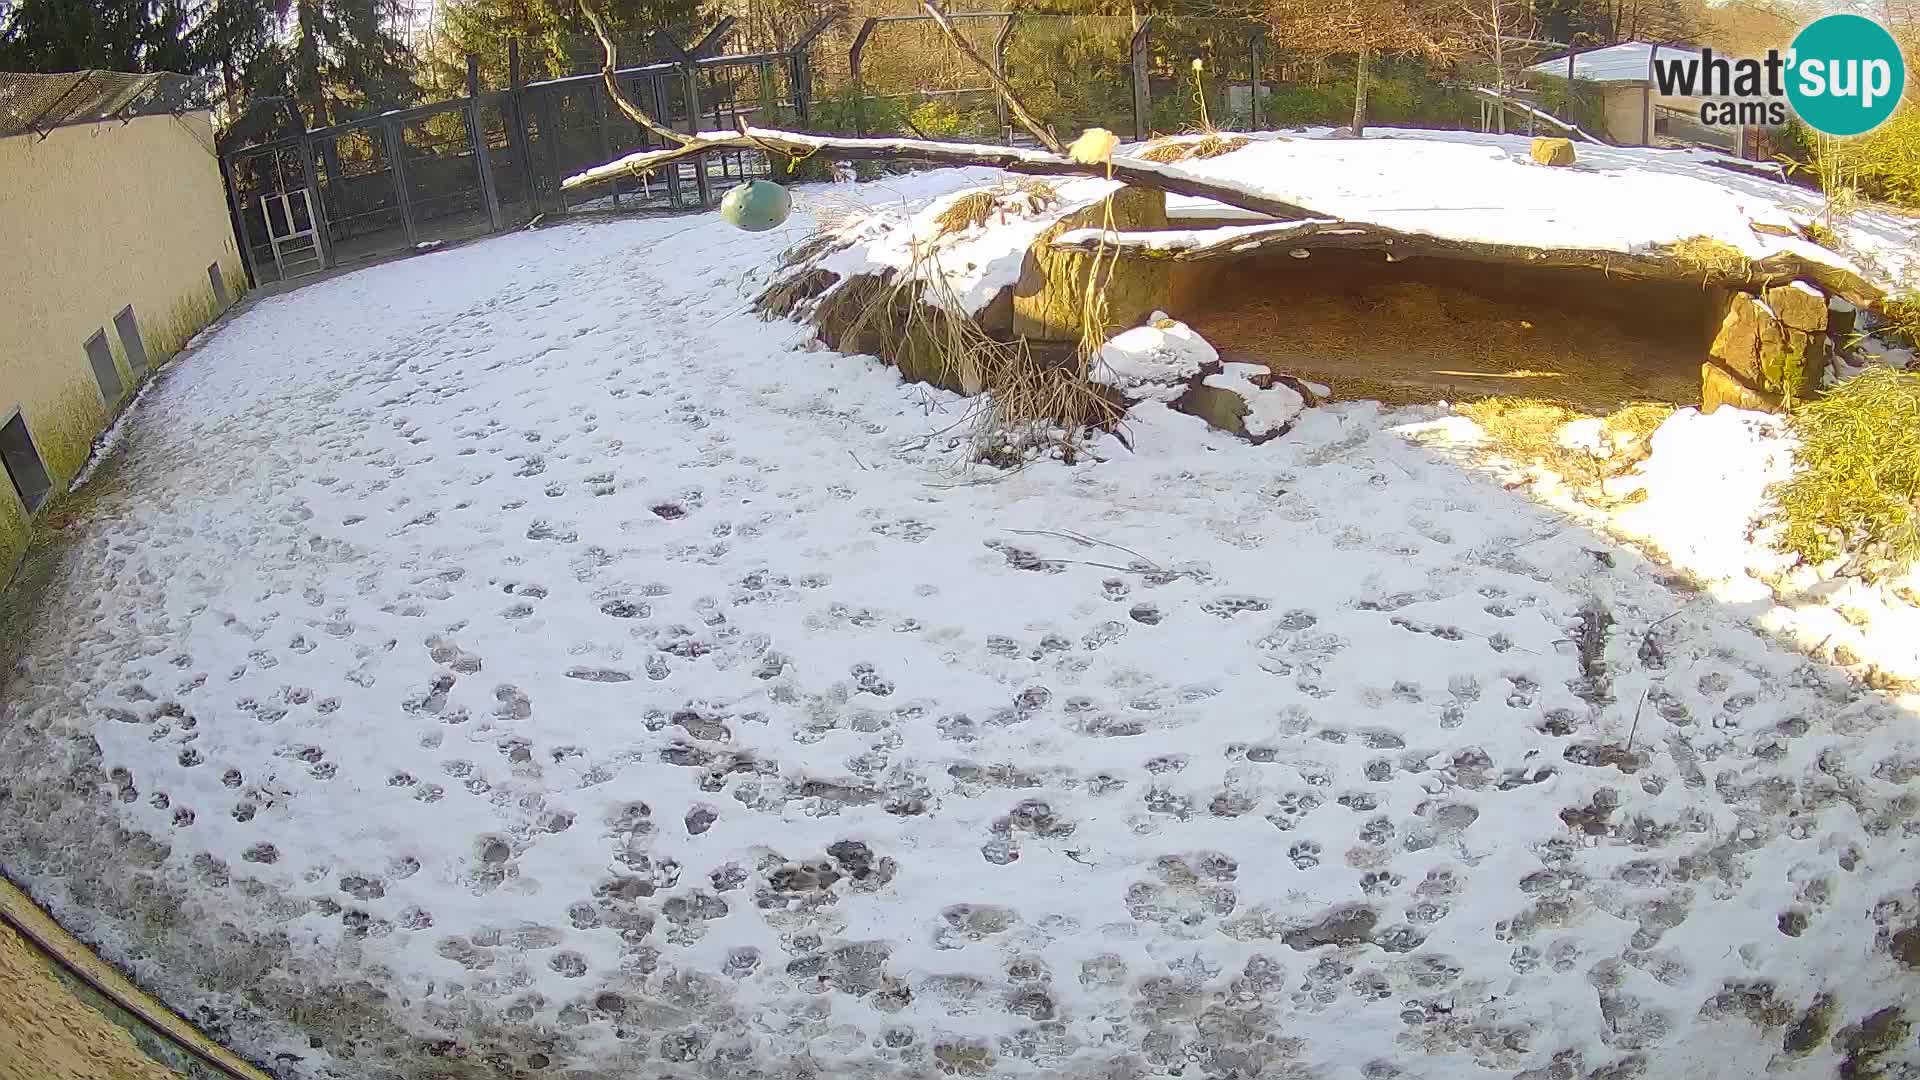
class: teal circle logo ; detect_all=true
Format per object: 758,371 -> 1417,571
1787,14 -> 1906,136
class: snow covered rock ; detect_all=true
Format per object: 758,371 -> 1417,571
1179,360 -> 1306,440
1092,312 -> 1218,402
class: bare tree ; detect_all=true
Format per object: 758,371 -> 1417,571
1267,0 -> 1463,136
1456,0 -> 1535,131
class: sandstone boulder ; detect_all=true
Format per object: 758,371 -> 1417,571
1710,292 -> 1820,406
1765,281 -> 1828,332
1013,186 -> 1168,342
1700,361 -> 1781,415
1530,137 -> 1576,166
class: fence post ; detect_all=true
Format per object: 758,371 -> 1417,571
381,116 -> 419,247
219,151 -> 261,289
468,54 -> 504,232
789,14 -> 838,127
1130,16 -> 1153,142
537,88 -> 564,212
1249,28 -> 1264,129
995,14 -> 1016,143
508,40 -> 537,213
295,134 -> 335,269
653,76 -> 683,205
1643,43 -> 1657,146
317,138 -> 347,236
592,82 -> 616,208
788,51 -> 809,125
849,18 -> 878,137
685,65 -> 709,206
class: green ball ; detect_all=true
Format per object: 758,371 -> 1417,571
719,179 -> 792,232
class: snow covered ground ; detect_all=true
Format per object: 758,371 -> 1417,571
3,164 -> 1919,1080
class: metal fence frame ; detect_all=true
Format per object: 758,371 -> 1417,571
218,12 -> 1616,288
220,17 -> 837,286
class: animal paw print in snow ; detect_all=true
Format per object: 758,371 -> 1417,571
851,663 -> 894,697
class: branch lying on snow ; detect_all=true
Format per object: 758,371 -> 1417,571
559,123 -> 1328,220
1050,223 -> 1887,310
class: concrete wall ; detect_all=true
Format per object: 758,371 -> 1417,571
1603,84 -> 1655,145
0,110 -> 243,581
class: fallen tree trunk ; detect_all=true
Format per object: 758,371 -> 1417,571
1048,223 -> 1888,311
560,124 -> 1328,222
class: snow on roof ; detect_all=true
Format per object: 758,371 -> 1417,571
1150,128 -> 1914,295
1526,41 -> 1700,84
816,128 -> 1915,318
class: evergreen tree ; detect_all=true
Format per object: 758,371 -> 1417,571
0,0 -> 269,78
428,0 -> 705,94
268,0 -> 423,126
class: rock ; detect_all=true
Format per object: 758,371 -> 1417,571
1178,381 -> 1256,436
1711,293 -> 1819,404
1772,327 -> 1826,404
1092,313 -> 1218,402
1530,137 -> 1577,166
1013,186 -> 1168,342
1709,292 -> 1769,374
1700,361 -> 1781,415
1173,361 -> 1306,441
1765,282 -> 1828,332
1273,374 -> 1331,406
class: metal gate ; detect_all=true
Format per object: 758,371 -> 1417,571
262,188 -> 323,280
223,143 -> 330,286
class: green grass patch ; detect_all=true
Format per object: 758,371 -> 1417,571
1773,367 -> 1920,574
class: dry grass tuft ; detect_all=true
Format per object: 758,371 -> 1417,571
929,182 -> 1061,239
1134,133 -> 1250,163
825,244 -> 1122,462
1459,397 -> 1676,499
1668,235 -> 1752,279
933,190 -> 1001,237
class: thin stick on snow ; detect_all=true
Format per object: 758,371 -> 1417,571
581,1 -> 691,147
1625,688 -> 1649,753
1006,528 -> 1162,568
919,0 -> 1065,156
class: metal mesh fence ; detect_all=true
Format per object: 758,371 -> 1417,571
0,70 -> 206,140
213,12 -> 1644,289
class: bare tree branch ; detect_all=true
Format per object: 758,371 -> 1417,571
581,0 -> 690,146
563,122 -> 1329,219
918,0 -> 1065,155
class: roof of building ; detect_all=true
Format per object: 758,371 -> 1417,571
1526,41 -> 1703,84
